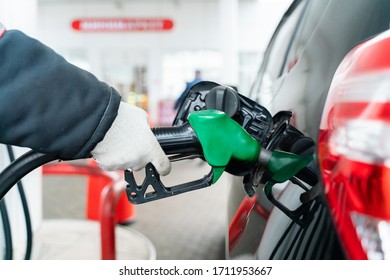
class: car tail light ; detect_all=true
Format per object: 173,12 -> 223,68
351,212 -> 390,259
318,31 -> 390,259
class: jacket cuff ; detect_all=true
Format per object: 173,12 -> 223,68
75,86 -> 122,158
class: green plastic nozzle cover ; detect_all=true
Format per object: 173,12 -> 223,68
187,109 -> 313,187
187,110 -> 260,183
264,150 -> 313,203
268,150 -> 313,183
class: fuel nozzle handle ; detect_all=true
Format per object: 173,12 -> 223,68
125,109 -> 314,204
152,123 -> 202,156
153,110 -> 261,182
125,110 -> 261,204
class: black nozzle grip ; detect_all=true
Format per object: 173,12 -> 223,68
125,163 -> 213,204
125,123 -> 212,204
152,123 -> 202,155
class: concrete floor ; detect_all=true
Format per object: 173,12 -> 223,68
42,159 -> 228,260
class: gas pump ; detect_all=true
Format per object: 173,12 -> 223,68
0,81 -> 318,258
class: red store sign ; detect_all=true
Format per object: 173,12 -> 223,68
71,18 -> 174,32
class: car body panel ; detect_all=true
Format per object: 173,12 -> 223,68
227,0 -> 390,260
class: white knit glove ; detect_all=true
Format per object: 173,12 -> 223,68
91,102 -> 171,175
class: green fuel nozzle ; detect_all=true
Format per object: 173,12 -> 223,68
187,109 -> 315,226
125,109 -> 313,204
187,110 -> 260,183
187,110 -> 313,185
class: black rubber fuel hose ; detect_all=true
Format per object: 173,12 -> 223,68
0,151 -> 58,201
0,199 -> 12,259
6,146 -> 34,260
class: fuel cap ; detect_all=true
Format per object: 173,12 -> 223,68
205,86 -> 240,117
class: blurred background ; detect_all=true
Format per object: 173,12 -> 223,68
0,0 -> 292,260
0,0 -> 291,125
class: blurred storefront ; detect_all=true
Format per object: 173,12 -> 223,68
33,0 -> 289,125
1,0 -> 291,124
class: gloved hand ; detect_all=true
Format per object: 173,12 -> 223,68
91,102 -> 171,175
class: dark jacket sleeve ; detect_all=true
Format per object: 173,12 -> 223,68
0,29 -> 121,159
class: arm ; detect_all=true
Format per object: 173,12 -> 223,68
0,26 -> 170,174
0,28 -> 120,159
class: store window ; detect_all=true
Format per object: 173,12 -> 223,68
162,50 -> 222,98
101,49 -> 149,111
238,52 -> 262,97
159,50 -> 223,125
